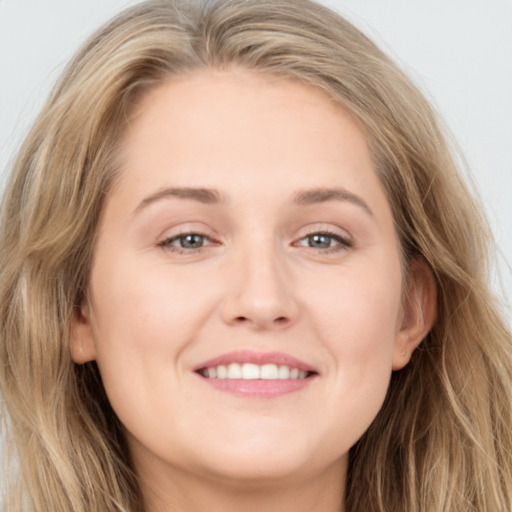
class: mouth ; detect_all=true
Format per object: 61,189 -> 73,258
197,363 -> 315,380
197,363 -> 313,380
194,350 -> 318,397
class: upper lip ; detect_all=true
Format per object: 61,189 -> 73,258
194,350 -> 318,374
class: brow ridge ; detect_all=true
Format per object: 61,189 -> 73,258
135,187 -> 224,213
134,185 -> 373,216
293,188 -> 373,216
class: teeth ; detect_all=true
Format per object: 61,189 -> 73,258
278,365 -> 290,379
261,364 -> 278,379
200,363 -> 310,380
242,363 -> 260,379
227,363 -> 242,379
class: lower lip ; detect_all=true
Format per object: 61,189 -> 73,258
197,375 -> 315,398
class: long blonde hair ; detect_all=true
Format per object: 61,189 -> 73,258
1,1 -> 511,511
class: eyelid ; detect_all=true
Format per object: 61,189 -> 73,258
294,224 -> 353,242
156,224 -> 221,252
291,225 -> 354,253
156,221 -> 216,241
158,232 -> 214,246
155,223 -> 353,255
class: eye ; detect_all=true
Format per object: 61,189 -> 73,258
158,232 -> 217,253
295,231 -> 352,252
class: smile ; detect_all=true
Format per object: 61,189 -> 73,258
194,350 -> 318,397
197,363 -> 311,380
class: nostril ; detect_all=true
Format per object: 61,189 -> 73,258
232,315 -> 289,326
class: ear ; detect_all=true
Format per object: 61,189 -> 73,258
69,302 -> 97,364
392,258 -> 437,370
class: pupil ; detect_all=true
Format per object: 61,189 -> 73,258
309,234 -> 330,248
182,234 -> 203,248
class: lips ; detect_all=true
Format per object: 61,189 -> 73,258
195,350 -> 317,373
194,350 -> 318,397
198,363 -> 310,380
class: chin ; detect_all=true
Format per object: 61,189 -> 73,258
186,431 -> 342,486
198,452 -> 315,486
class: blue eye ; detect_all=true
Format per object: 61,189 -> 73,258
297,232 -> 352,251
159,233 -> 213,252
158,230 -> 351,255
174,234 -> 206,249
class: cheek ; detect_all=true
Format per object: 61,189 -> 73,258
312,262 -> 403,353
311,266 -> 402,411
90,255 -> 215,346
87,258 -> 216,416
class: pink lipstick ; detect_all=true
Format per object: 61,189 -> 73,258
194,350 -> 318,397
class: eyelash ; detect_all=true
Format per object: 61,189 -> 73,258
293,230 -> 353,253
157,232 -> 219,254
158,230 -> 352,255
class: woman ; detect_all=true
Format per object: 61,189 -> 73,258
1,0 -> 511,511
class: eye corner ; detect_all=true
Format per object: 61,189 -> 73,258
292,229 -> 354,254
157,231 -> 221,254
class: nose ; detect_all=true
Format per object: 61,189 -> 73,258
221,246 -> 299,331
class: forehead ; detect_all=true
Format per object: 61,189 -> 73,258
111,69 -> 390,220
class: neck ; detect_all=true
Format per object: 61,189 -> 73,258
137,457 -> 347,512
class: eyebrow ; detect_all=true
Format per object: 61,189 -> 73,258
134,186 -> 373,216
134,187 -> 225,213
293,188 -> 374,216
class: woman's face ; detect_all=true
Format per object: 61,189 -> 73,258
72,70 -> 427,489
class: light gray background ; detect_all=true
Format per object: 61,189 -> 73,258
1,0 -> 511,317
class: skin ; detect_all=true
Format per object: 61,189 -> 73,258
71,69 -> 435,512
